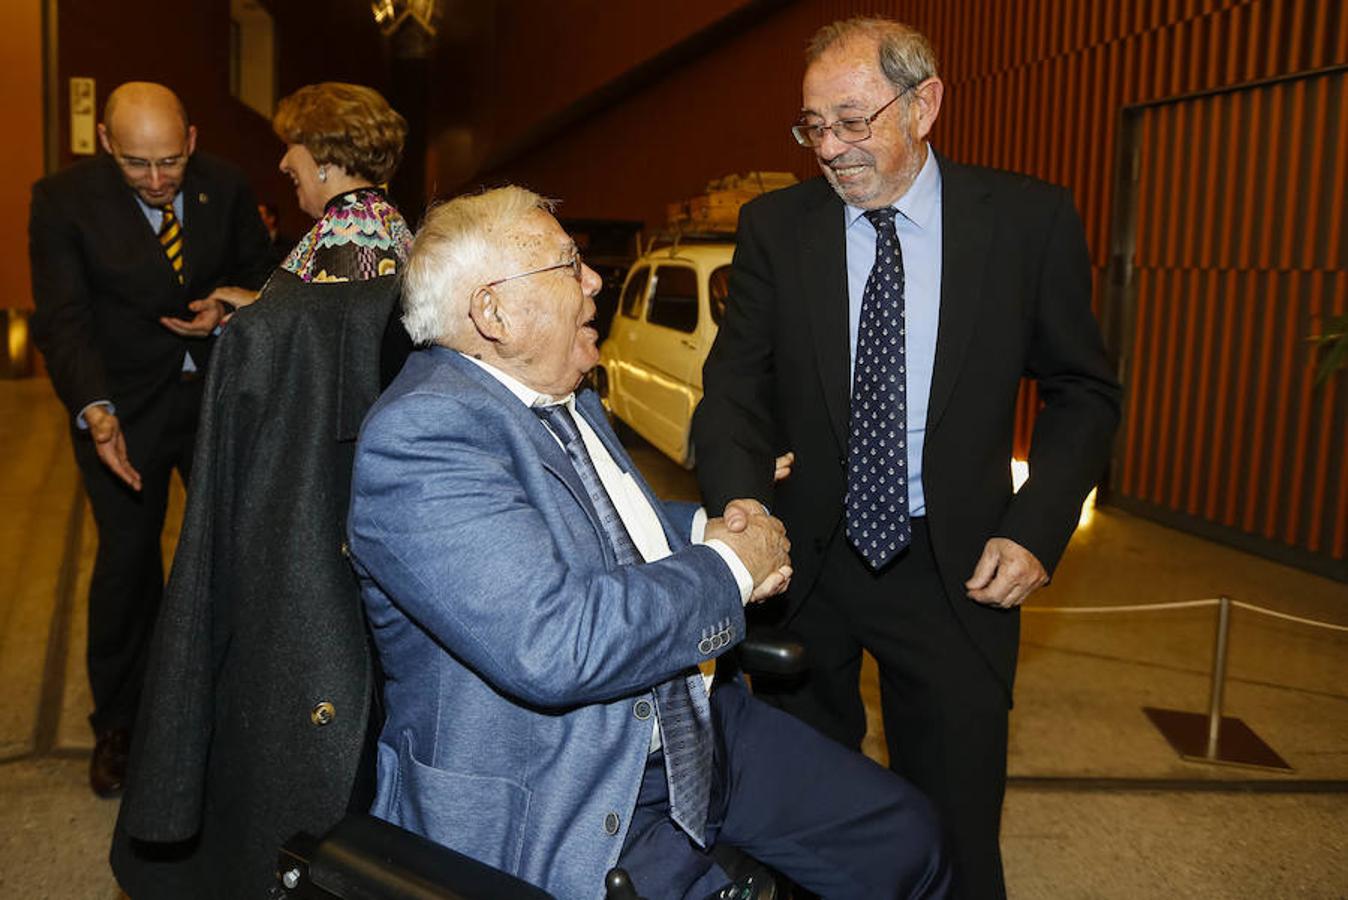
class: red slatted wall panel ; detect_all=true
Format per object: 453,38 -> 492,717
1120,70 -> 1347,562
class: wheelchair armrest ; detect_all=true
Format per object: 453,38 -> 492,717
277,813 -> 553,899
736,626 -> 807,678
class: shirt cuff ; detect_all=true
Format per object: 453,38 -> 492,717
701,539 -> 754,605
690,507 -> 708,543
76,400 -> 115,430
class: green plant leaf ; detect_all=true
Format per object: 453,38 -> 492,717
1315,333 -> 1348,386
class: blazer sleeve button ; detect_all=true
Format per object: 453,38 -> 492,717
310,701 -> 336,726
603,812 -> 620,835
633,699 -> 652,720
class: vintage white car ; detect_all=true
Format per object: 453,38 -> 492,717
595,241 -> 734,467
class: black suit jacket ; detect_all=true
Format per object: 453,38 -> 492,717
111,271 -> 403,899
692,156 -> 1121,690
29,152 -> 274,422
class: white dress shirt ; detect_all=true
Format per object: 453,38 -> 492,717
460,354 -> 754,601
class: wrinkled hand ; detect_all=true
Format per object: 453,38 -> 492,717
706,500 -> 792,603
205,285 -> 262,322
964,537 -> 1047,608
84,406 -> 141,491
159,297 -> 225,337
773,451 -> 795,483
718,498 -> 765,533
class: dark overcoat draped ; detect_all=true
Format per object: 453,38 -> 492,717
112,272 -> 402,899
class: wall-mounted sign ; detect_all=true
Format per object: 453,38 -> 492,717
70,77 -> 96,155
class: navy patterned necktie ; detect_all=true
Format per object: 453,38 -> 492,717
533,403 -> 714,844
845,208 -> 912,570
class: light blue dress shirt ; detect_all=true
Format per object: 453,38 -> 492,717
843,146 -> 942,517
135,191 -> 185,233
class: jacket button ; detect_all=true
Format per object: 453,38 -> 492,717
633,699 -> 652,720
310,701 -> 336,726
698,638 -> 713,655
603,812 -> 620,835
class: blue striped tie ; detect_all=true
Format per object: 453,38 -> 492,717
533,402 -> 714,844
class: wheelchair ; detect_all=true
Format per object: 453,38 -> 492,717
275,628 -> 806,900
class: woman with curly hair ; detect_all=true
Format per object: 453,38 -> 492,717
273,82 -> 414,282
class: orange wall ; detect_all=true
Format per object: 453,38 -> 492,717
0,0 -> 44,310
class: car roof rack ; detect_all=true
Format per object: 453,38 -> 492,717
639,227 -> 735,258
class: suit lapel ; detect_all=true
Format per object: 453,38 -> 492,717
180,162 -> 215,289
798,189 -> 851,454
442,351 -> 610,556
927,157 -> 993,433
97,156 -> 176,284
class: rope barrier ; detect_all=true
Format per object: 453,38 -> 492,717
1230,600 -> 1348,634
1021,593 -> 1346,770
1023,596 -> 1348,634
1024,598 -> 1221,614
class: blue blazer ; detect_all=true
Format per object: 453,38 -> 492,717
347,347 -> 745,900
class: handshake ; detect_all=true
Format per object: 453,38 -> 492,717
705,499 -> 792,603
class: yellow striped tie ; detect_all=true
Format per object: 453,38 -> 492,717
159,205 -> 184,284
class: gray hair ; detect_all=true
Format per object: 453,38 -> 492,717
805,17 -> 939,90
401,185 -> 555,346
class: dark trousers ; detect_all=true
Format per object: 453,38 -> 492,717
617,679 -> 950,899
71,378 -> 202,734
757,519 -> 1009,900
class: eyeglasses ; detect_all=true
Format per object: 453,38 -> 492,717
791,83 -> 917,148
485,253 -> 583,288
114,153 -> 189,175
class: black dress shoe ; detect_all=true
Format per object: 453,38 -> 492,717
90,727 -> 130,798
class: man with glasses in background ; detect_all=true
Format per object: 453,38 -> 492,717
693,17 -> 1121,898
28,81 -> 273,797
346,186 -> 949,899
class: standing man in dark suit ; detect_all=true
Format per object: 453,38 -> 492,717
28,82 -> 273,797
692,17 -> 1122,899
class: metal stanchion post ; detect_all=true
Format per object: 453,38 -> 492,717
1204,596 -> 1231,759
1143,594 -> 1291,771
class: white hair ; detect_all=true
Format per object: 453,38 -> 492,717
401,185 -> 555,347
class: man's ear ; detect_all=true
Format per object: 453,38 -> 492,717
469,286 -> 507,342
97,123 -> 113,156
912,77 -> 944,141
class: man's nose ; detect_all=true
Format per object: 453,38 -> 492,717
147,165 -> 164,189
815,127 -> 852,163
581,263 -> 603,297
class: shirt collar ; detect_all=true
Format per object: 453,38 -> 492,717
843,143 -> 941,232
460,352 -> 573,409
134,190 -> 181,216
323,185 -> 385,215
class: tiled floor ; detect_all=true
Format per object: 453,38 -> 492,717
1,377 -> 1345,899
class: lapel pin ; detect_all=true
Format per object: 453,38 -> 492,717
199,192 -> 209,204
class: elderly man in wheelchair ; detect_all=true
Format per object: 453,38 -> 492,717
305,186 -> 948,900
